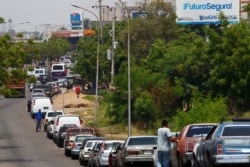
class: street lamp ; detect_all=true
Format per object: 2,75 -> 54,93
71,3 -> 100,126
118,0 -> 131,136
19,21 -> 30,25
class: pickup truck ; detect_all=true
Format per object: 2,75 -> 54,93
64,127 -> 95,156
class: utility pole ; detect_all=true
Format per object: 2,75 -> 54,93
111,15 -> 116,85
92,0 -> 109,43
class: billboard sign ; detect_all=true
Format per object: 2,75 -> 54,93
176,0 -> 240,24
70,11 -> 83,30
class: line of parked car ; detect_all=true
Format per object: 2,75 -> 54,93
27,83 -> 250,167
26,93 -> 162,167
176,119 -> 250,167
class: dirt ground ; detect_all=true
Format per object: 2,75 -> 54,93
52,89 -> 94,114
52,89 -> 128,139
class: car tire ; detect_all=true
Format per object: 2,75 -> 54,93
122,162 -> 129,167
44,125 -> 47,132
177,155 -> 184,167
191,155 -> 200,167
83,160 -> 87,166
79,158 -> 83,166
207,154 -> 216,167
87,161 -> 91,167
71,155 -> 77,159
65,150 -> 70,157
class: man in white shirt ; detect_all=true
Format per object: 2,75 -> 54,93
157,120 -> 178,167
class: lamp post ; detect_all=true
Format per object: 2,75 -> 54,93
71,3 -> 100,126
10,21 -> 30,40
19,21 -> 30,25
111,15 -> 116,85
118,0 -> 131,137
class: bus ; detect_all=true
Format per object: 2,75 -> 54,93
51,63 -> 67,81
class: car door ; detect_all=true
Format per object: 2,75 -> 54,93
203,126 -> 218,167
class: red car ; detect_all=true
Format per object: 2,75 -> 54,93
176,123 -> 217,167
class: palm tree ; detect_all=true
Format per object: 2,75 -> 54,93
0,17 -> 5,24
0,17 -> 5,35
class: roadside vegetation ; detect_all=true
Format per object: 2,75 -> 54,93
1,1 -> 250,134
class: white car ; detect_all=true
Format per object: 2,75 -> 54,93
43,110 -> 64,132
31,88 -> 46,98
63,59 -> 72,67
119,136 -> 158,167
79,137 -> 106,166
27,68 -> 47,78
52,114 -> 83,143
31,97 -> 53,119
95,140 -> 124,167
47,122 -> 54,139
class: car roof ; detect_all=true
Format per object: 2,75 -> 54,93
60,114 -> 80,117
75,134 -> 94,137
185,123 -> 218,126
46,110 -> 64,113
45,110 -> 64,116
31,97 -> 50,102
220,121 -> 250,125
127,135 -> 158,138
32,88 -> 45,91
103,140 -> 124,143
85,137 -> 105,140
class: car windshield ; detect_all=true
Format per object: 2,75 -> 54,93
103,143 -> 113,150
32,94 -> 44,98
76,136 -> 85,142
222,126 -> 250,136
33,90 -> 43,93
186,125 -> 215,137
128,137 -> 157,145
48,112 -> 63,117
86,142 -> 95,147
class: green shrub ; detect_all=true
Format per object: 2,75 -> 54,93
172,92 -> 228,131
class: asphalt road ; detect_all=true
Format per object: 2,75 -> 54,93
0,90 -> 82,167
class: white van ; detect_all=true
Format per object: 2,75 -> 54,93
52,114 -> 83,142
31,97 -> 53,119
51,63 -> 67,81
27,68 -> 47,78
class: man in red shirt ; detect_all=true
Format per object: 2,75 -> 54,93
75,84 -> 80,98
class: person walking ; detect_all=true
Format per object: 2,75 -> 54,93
75,84 -> 80,98
35,109 -> 43,132
157,120 -> 179,167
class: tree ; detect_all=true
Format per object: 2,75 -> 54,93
207,21 -> 250,113
0,34 -> 26,95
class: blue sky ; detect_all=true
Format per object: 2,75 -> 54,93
0,0 -> 136,32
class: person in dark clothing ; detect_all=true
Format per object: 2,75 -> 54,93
35,109 -> 43,132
